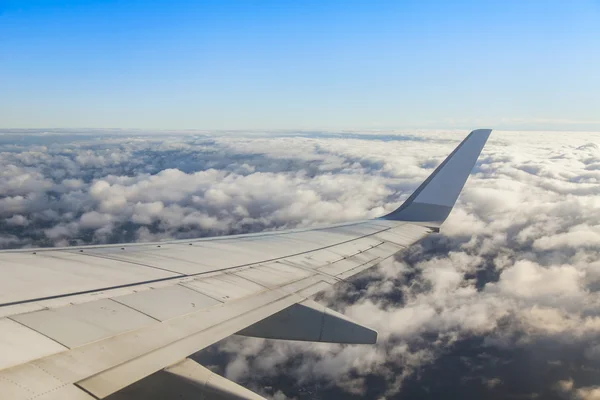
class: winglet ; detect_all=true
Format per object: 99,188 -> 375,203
381,129 -> 492,229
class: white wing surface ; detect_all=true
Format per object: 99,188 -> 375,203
0,129 -> 491,400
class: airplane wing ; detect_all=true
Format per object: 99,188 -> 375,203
0,129 -> 491,400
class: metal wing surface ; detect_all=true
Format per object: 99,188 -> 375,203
0,129 -> 491,400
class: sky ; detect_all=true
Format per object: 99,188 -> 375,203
1,0 -> 599,130
3,129 -> 600,399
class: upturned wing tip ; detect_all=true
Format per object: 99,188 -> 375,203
381,128 -> 492,226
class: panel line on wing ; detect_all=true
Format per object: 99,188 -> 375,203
0,224 -> 396,309
4,317 -> 70,353
107,298 -> 163,322
67,251 -> 187,276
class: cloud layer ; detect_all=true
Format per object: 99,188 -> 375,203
3,129 -> 600,399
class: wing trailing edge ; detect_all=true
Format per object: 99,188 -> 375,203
381,129 -> 492,229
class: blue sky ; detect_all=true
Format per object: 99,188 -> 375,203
1,0 -> 599,130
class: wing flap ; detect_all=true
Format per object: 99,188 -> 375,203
11,299 -> 156,348
74,276 -> 324,398
180,274 -> 266,302
237,299 -> 378,344
163,358 -> 267,400
112,285 -> 221,322
0,318 -> 67,371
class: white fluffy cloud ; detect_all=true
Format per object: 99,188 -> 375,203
3,129 -> 600,399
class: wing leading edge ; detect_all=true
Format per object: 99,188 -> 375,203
0,129 -> 492,400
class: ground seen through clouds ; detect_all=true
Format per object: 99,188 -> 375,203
2,129 -> 600,399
